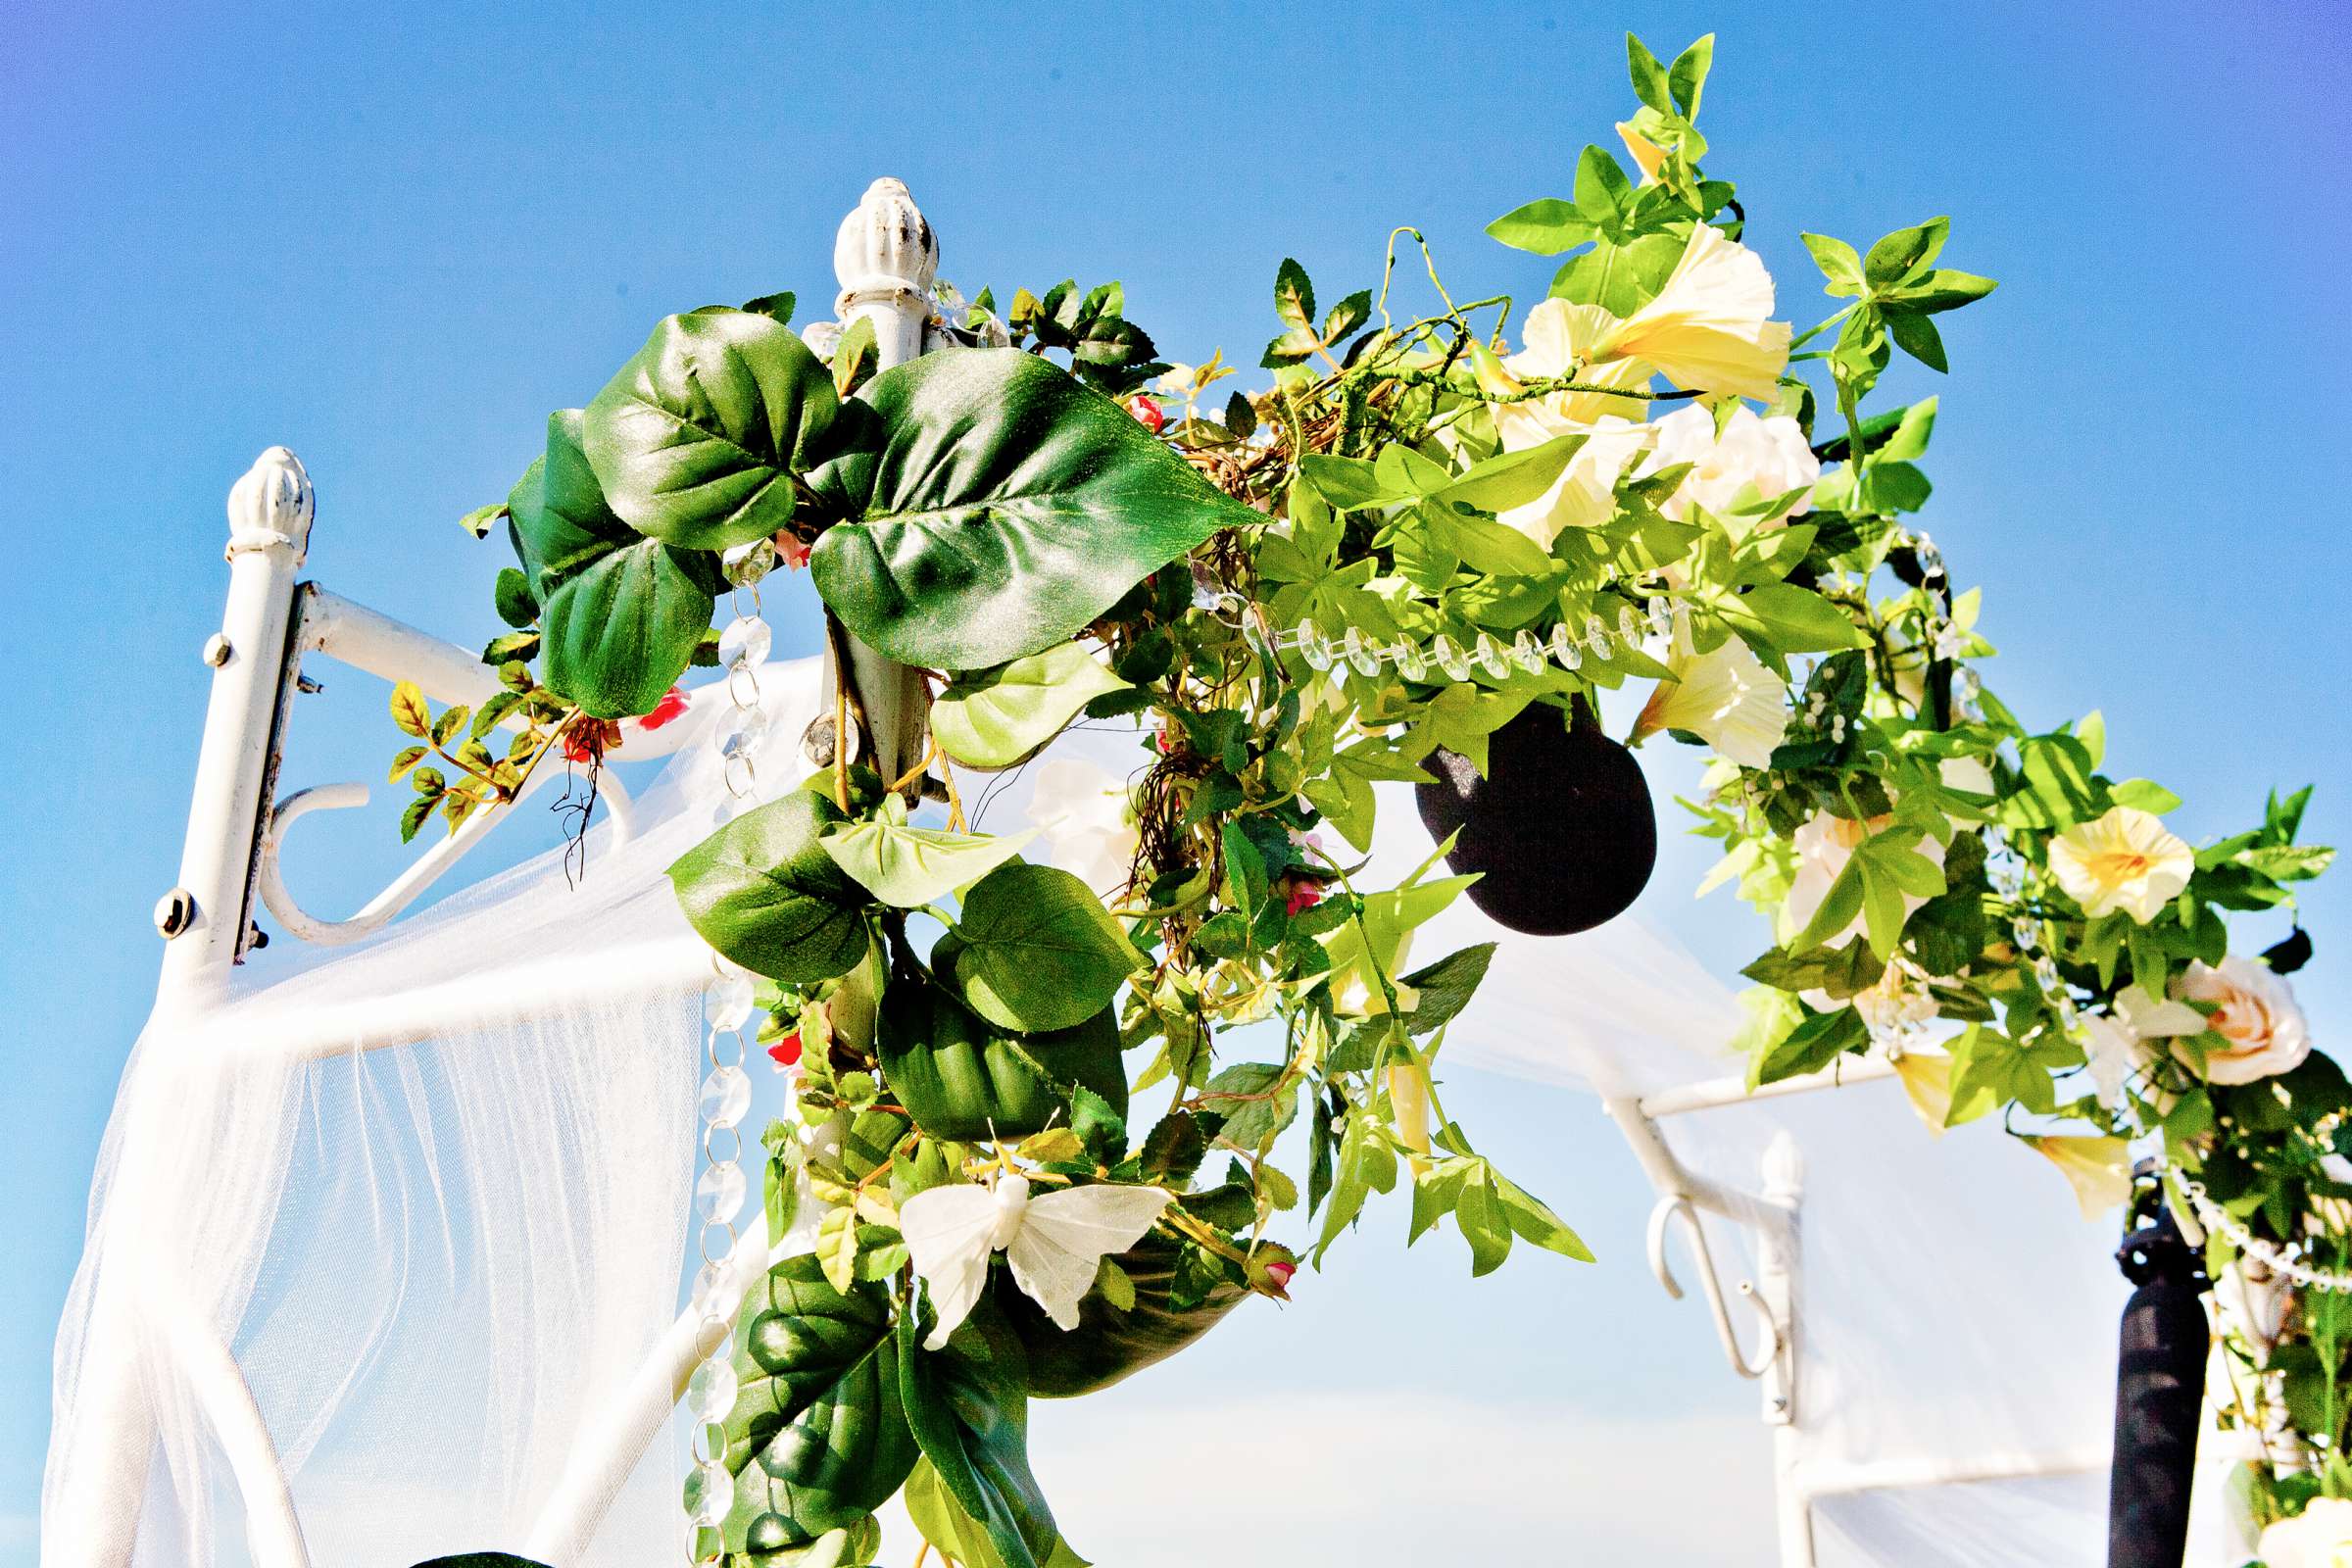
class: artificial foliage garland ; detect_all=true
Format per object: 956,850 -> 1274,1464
383,32 -> 2346,1566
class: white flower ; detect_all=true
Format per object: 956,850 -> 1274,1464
1631,628 -> 1789,769
1025,759 -> 1139,900
1491,298 -> 1652,434
1642,404 -> 1820,525
2172,955 -> 2311,1085
2258,1496 -> 2352,1568
2080,1013 -> 2138,1107
1775,808 -> 1948,950
1592,223 -> 1792,402
2048,807 -> 2194,923
1495,413 -> 1651,545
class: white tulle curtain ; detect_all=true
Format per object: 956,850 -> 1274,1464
47,651 -> 2241,1565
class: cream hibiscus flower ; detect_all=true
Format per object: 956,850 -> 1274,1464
1642,403 -> 1820,524
2026,1135 -> 2132,1220
1495,413 -> 1651,545
1591,223 -> 1792,402
1777,807 -> 1948,950
2258,1496 -> 2352,1568
1025,759 -> 1140,900
2171,956 -> 2311,1085
1630,627 -> 1789,769
2048,807 -> 2193,923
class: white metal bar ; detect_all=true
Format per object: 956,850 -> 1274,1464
1637,1054 -> 1897,1120
162,449 -> 316,998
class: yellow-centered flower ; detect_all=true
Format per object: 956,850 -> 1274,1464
1592,223 -> 1791,402
2047,807 -> 2193,924
1632,627 -> 1789,770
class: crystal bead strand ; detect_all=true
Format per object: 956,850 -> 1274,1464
683,545 -> 777,1558
1266,596 -> 1669,681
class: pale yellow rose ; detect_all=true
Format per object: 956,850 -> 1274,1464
1642,403 -> 1820,525
2172,956 -> 2311,1085
2258,1495 -> 2352,1568
2047,806 -> 2193,923
1631,628 -> 1789,769
1592,223 -> 1792,402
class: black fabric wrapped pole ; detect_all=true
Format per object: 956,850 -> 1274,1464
2107,1204 -> 2210,1568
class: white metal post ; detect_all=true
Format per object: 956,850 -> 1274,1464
1760,1132 -> 1814,1568
824,177 -> 937,789
158,448 -> 314,997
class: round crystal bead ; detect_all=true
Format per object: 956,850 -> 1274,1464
699,1064 -> 753,1128
1548,622 -> 1584,669
721,538 -> 776,587
1471,633 -> 1509,679
692,1260 -> 742,1318
1342,627 -> 1382,676
1617,604 -> 1639,640
695,1161 -> 748,1225
1431,634 -> 1471,682
1508,630 -> 1546,673
1299,629 -> 1337,671
687,1355 -> 740,1423
1584,613 -> 1610,653
687,1458 -> 735,1526
1391,640 -> 1428,681
717,615 -> 772,671
705,976 -> 757,1031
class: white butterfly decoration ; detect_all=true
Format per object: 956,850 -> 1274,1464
900,1171 -> 1174,1350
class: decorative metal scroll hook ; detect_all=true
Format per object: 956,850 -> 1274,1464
256,763 -> 635,946
1646,1194 -> 1783,1381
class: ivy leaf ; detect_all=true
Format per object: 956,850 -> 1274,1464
711,1254 -> 920,1551
931,644 -> 1131,769
820,808 -> 1036,908
584,310 -> 841,552
807,350 -> 1260,669
949,863 -> 1142,1032
898,1302 -> 1062,1568
667,793 -> 873,984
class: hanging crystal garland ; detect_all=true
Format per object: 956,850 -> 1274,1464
1243,587 -> 1675,680
682,541 -> 777,1559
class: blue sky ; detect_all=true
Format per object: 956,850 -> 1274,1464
4,2 -> 2347,1562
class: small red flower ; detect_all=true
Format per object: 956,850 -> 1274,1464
1263,1258 -> 1297,1290
1125,394 -> 1166,435
767,1031 -> 803,1069
1154,725 -> 1177,756
1283,877 -> 1325,918
640,686 -> 690,730
775,532 -> 812,570
561,717 -> 621,764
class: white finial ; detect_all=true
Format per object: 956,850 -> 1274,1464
225,447 -> 314,562
834,177 -> 938,310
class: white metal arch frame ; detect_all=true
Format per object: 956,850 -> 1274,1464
49,174 -> 2058,1568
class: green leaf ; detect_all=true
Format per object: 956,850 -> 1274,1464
819,810 -> 1035,908
668,793 -> 873,984
584,311 -> 840,551
1751,1006 -> 1868,1088
807,350 -> 1259,669
950,862 -> 1141,1032
1200,1062 -> 1296,1153
1722,583 -> 1867,653
1312,1106 -> 1399,1264
899,1303 -> 1061,1568
390,680 -> 431,740
1492,1166 -> 1593,1261
1322,289 -> 1372,346
880,948 -> 1129,1143
1864,218 -> 1949,289
2111,778 -> 2184,815
388,745 -> 427,782
1397,944 -> 1495,1035
1667,33 -> 1714,119
1572,144 -> 1635,228
1800,233 -> 1864,297
905,1459 -> 1089,1568
1272,258 -> 1315,331
1885,309 -> 1948,372
399,795 -> 434,844
457,503 -> 509,540
713,1254 -> 920,1552
1626,33 -> 1672,112
1486,199 -> 1595,257
1434,430 -> 1590,513
493,566 -> 538,629
1453,1163 -> 1513,1276
1888,269 -> 1997,315
510,412 -> 717,717
931,644 -> 1130,769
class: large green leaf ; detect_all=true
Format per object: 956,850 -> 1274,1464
669,794 -> 873,984
877,939 -> 1128,1142
509,410 -> 717,717
929,644 -> 1130,769
948,863 -> 1141,1032
806,349 -> 1260,668
819,802 -> 1035,908
715,1255 -> 920,1552
898,1302 -> 1061,1568
584,311 -> 842,552
904,1460 -> 1090,1568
